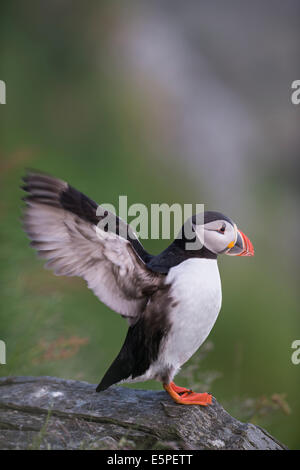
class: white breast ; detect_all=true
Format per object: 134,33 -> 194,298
162,258 -> 222,370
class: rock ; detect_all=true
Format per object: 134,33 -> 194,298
0,376 -> 287,450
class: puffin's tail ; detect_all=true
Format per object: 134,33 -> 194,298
96,327 -> 135,392
96,317 -> 163,392
96,349 -> 132,392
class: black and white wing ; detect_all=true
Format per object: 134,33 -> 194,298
22,171 -> 162,324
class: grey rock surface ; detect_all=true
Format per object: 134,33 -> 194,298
0,376 -> 287,450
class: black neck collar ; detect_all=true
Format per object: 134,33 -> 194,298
146,232 -> 217,274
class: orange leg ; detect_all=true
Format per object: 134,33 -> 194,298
163,382 -> 212,406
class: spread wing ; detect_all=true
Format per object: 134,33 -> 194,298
22,171 -> 162,324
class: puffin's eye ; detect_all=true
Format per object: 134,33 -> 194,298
218,225 -> 226,234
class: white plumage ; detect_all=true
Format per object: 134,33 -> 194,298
155,258 -> 222,379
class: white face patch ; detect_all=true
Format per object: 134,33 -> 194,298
193,219 -> 236,254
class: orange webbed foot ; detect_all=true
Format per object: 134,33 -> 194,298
169,381 -> 193,395
164,382 -> 212,406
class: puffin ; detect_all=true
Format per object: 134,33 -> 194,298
22,171 -> 254,406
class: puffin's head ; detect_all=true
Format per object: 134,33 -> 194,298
191,211 -> 254,256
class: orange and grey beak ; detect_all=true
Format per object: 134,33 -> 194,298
226,229 -> 254,256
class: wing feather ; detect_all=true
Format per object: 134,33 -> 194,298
22,171 -> 162,323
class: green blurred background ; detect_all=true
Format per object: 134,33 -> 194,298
1,1 -> 299,449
